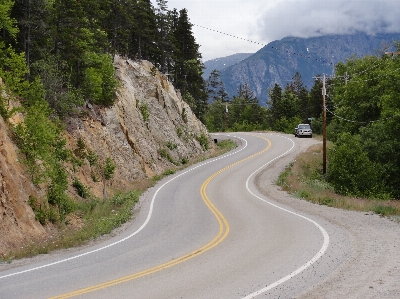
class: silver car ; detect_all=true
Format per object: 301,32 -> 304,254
294,124 -> 312,138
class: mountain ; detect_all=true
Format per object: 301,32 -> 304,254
202,53 -> 253,79
217,33 -> 400,105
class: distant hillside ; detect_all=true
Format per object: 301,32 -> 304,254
218,33 -> 400,105
202,53 -> 253,79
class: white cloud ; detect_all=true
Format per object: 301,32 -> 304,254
258,0 -> 400,41
151,0 -> 400,61
154,0 -> 266,61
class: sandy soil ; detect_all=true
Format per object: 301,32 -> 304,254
254,136 -> 400,299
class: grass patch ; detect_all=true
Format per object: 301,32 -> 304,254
216,139 -> 237,151
277,143 -> 400,217
372,205 -> 399,216
4,191 -> 141,260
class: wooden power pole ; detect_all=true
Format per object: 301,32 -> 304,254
313,74 -> 327,175
322,74 -> 327,175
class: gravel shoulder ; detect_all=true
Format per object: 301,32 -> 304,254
254,135 -> 400,299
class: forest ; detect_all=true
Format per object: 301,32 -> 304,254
1,0 -> 400,214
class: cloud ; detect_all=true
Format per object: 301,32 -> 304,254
257,0 -> 400,41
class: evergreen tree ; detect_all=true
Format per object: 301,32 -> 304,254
207,69 -> 228,103
0,0 -> 18,41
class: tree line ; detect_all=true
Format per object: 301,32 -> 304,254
1,0 -> 207,119
204,48 -> 400,200
204,70 -> 326,133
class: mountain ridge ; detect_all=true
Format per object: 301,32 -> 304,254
213,33 -> 400,105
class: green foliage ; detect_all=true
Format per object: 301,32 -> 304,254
176,126 -> 183,137
327,133 -> 386,198
166,140 -> 177,150
140,103 -> 150,121
159,147 -> 175,164
104,157 -> 116,180
372,205 -> 398,216
196,133 -> 210,150
30,57 -> 84,118
273,116 -> 303,134
0,0 -> 19,38
28,196 -> 48,225
11,79 -> 72,221
86,149 -> 98,166
150,66 -> 157,76
73,190 -> 141,242
73,177 -> 90,199
216,139 -> 237,151
75,137 -> 87,159
163,169 -> 175,176
82,52 -> 117,106
326,53 -> 400,199
0,43 -> 30,101
205,83 -> 268,132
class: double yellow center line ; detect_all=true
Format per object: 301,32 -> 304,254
50,136 -> 271,298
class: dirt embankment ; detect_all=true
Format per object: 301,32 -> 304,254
0,111 -> 46,256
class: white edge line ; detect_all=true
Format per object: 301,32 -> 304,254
241,134 -> 330,299
0,134 -> 246,280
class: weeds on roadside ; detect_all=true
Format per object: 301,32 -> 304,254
277,144 -> 400,217
3,191 -> 141,261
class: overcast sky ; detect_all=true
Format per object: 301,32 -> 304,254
152,0 -> 400,62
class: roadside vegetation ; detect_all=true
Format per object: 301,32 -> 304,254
1,138 -> 236,262
277,143 -> 400,218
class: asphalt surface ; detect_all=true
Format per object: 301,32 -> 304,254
0,133 -> 349,299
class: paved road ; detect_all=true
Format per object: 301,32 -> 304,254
0,133 -> 346,299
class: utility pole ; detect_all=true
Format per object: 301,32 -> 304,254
322,74 -> 327,175
313,74 -> 327,175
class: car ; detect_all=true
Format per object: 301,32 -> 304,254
294,124 -> 312,138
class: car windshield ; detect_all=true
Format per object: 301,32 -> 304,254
299,125 -> 310,129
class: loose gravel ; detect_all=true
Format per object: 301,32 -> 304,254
254,135 -> 400,299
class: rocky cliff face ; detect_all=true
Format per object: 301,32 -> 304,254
66,56 -> 210,196
0,56 -> 211,255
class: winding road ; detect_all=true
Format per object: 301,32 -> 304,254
0,133 -> 350,299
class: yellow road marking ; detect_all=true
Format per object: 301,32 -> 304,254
49,136 -> 271,299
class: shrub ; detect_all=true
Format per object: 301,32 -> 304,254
86,149 -> 98,166
196,133 -> 210,150
72,177 -> 90,199
140,103 -> 150,121
166,141 -> 177,150
177,127 -> 183,138
327,133 -> 386,198
104,157 -> 116,180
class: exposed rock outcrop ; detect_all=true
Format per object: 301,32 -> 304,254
0,56 -> 212,255
66,56 -> 210,195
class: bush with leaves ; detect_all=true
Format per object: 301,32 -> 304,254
82,52 -> 118,106
327,133 -> 387,198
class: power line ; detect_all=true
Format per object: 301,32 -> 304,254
325,106 -> 400,124
194,24 -> 333,65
